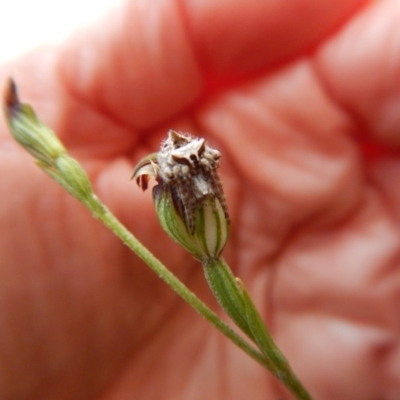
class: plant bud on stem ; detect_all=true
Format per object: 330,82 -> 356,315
3,78 -> 66,165
3,78 -> 99,210
132,130 -> 230,262
3,78 -> 312,400
133,130 -> 312,400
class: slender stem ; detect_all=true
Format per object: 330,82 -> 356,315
83,195 -> 271,370
86,197 -> 312,399
205,257 -> 313,400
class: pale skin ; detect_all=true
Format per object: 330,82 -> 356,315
0,0 -> 399,399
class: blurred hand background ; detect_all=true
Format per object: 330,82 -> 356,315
1,0 -> 399,399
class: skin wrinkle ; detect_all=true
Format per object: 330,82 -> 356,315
310,12 -> 398,380
182,0 -> 369,78
282,316 -> 390,399
273,191 -> 400,397
314,0 -> 400,146
373,338 -> 398,398
275,195 -> 400,301
104,307 -> 210,400
55,52 -> 142,152
58,0 -> 203,130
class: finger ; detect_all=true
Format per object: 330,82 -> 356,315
58,0 -> 202,130
184,0 -> 368,79
58,0 -> 369,129
315,0 -> 400,147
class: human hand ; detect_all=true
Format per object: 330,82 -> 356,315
1,0 -> 399,399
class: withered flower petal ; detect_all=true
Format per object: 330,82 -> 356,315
131,153 -> 159,191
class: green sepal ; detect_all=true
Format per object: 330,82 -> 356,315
203,258 -> 254,340
153,184 -> 230,262
154,184 -> 205,260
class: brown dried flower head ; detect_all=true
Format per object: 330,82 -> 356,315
132,130 -> 230,260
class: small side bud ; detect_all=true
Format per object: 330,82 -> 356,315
3,79 -> 97,207
3,78 -> 66,166
53,155 -> 94,203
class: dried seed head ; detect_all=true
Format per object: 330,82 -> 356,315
157,131 -> 228,234
132,129 -> 230,261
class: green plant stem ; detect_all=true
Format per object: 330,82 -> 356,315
76,196 -> 312,400
82,194 -> 271,370
204,257 -> 312,400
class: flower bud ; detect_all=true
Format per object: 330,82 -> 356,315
3,78 -> 66,166
53,155 -> 95,204
132,130 -> 230,261
3,78 -> 100,208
